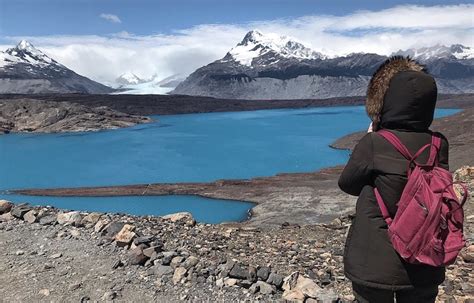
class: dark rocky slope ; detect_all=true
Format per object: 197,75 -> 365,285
0,98 -> 151,134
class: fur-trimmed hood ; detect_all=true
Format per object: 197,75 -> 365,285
366,56 -> 428,124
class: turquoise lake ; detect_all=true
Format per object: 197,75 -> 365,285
0,106 -> 459,223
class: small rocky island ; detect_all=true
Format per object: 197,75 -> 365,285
0,98 -> 151,134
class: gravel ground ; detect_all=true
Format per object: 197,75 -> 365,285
0,166 -> 473,303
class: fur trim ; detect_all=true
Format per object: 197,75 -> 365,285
366,56 -> 426,123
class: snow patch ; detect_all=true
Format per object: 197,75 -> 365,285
114,74 -> 184,95
392,44 -> 474,60
0,40 -> 61,69
228,30 -> 325,66
116,72 -> 143,85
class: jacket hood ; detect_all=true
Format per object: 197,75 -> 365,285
379,70 -> 437,131
366,56 -> 433,128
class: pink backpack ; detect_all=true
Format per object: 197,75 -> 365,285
374,130 -> 468,267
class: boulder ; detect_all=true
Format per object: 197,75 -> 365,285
215,278 -> 224,288
282,272 -> 322,301
94,219 -> 109,233
133,236 -> 155,245
81,213 -> 101,226
229,263 -> 256,282
461,245 -> 474,263
256,281 -> 275,295
237,280 -> 253,289
283,289 -> 306,301
224,278 -> 238,287
143,246 -> 162,258
0,212 -> 14,222
162,212 -> 196,226
161,251 -> 177,265
114,224 -> 136,247
0,200 -> 13,214
154,265 -> 174,277
248,266 -> 257,282
182,256 -> 199,270
128,246 -> 148,266
266,272 -> 284,288
257,266 -> 271,281
23,210 -> 38,223
38,214 -> 57,225
173,267 -> 187,284
170,256 -> 185,268
102,222 -> 125,238
11,204 -> 32,219
57,211 -> 82,226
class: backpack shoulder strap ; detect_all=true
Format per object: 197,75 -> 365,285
377,129 -> 413,160
427,133 -> 441,166
378,129 -> 441,167
374,187 -> 393,226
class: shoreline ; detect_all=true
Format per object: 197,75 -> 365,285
11,166 -> 354,228
4,94 -> 474,227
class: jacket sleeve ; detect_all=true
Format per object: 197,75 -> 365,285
338,133 -> 374,196
436,132 -> 449,171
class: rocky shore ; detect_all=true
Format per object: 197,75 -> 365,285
1,166 -> 473,302
15,166 -> 356,228
0,98 -> 151,134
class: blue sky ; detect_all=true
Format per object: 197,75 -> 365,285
0,1 -> 472,85
0,0 -> 469,36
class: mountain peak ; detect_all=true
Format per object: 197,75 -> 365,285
17,40 -> 35,51
392,44 -> 474,60
227,30 -> 325,66
240,30 -> 265,45
3,40 -> 59,68
13,40 -> 44,58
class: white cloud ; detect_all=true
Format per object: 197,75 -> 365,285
1,4 -> 473,85
100,13 -> 121,24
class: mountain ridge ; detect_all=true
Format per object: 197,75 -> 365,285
0,40 -> 114,94
172,31 -> 474,99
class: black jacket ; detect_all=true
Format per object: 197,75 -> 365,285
339,66 -> 449,289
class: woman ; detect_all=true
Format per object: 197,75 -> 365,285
338,56 -> 449,303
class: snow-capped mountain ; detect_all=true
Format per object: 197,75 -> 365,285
116,72 -> 145,86
0,40 -> 114,94
223,30 -> 325,67
392,44 -> 474,61
173,31 -> 474,99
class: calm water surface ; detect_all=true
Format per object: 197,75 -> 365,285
2,194 -> 254,224
0,106 -> 459,222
